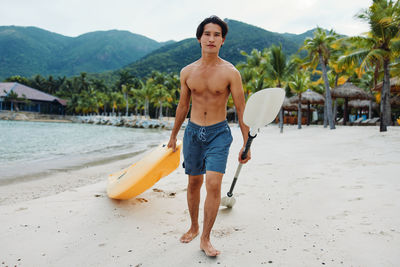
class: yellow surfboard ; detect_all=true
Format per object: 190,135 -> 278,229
107,140 -> 182,200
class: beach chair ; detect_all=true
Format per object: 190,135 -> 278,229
351,117 -> 364,125
336,118 -> 344,125
366,117 -> 380,125
361,118 -> 371,126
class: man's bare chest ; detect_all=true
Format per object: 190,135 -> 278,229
186,70 -> 230,95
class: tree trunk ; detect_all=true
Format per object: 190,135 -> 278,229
319,55 -> 335,129
145,98 -> 150,119
323,104 -> 327,128
307,102 -> 311,126
343,98 -> 348,125
298,94 -> 302,129
368,100 -> 372,119
277,82 -> 284,133
380,58 -> 392,132
159,101 -> 163,120
333,99 -> 337,123
124,93 -> 129,116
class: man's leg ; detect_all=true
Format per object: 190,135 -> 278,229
200,170 -> 223,256
180,174 -> 204,243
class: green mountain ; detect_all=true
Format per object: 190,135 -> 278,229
0,26 -> 167,80
123,19 -> 316,77
0,20 -> 321,82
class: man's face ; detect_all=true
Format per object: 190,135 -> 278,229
198,23 -> 225,52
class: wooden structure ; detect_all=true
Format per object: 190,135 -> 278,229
0,82 -> 67,114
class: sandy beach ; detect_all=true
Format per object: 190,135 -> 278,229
0,125 -> 399,267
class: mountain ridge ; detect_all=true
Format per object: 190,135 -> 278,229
0,21 -> 325,81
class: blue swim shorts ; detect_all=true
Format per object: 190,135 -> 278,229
183,120 -> 233,175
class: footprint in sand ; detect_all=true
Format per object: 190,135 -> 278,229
152,188 -> 177,198
136,198 -> 148,203
152,188 -> 164,193
212,226 -> 244,238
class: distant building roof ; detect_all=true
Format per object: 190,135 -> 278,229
0,82 -> 67,106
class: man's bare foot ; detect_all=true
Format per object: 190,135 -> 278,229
180,228 -> 199,243
200,239 -> 220,257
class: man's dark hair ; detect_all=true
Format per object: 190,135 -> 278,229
196,16 -> 228,40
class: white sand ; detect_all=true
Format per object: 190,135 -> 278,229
0,125 -> 399,267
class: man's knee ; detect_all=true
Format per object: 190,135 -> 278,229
188,175 -> 204,191
205,172 -> 223,195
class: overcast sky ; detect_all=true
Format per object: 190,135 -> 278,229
1,0 -> 371,42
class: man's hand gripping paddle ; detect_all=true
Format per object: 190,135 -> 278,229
220,88 -> 285,208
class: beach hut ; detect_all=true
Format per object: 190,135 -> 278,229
289,89 -> 324,125
390,95 -> 400,106
373,77 -> 400,93
282,97 -> 298,111
331,82 -> 373,125
282,96 -> 315,125
0,82 -> 67,114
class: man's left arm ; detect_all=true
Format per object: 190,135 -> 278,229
230,67 -> 251,164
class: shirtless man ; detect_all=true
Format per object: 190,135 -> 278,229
167,16 -> 250,257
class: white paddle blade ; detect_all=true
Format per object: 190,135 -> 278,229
243,88 -> 285,130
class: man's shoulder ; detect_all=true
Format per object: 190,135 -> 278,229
181,60 -> 200,72
219,59 -> 240,75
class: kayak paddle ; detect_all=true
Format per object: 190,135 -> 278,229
221,88 -> 285,208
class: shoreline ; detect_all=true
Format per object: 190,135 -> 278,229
0,126 -> 399,266
0,147 -> 151,187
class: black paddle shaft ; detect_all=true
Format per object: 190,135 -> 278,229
241,132 -> 257,160
227,132 -> 257,197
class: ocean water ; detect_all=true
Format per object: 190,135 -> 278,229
0,120 -> 171,183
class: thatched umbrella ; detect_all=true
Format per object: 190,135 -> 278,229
286,96 -> 315,111
348,99 -> 378,119
348,99 -> 378,109
331,82 -> 373,125
283,96 -> 314,125
390,95 -> 400,106
373,77 -> 400,93
289,89 -> 325,125
282,97 -> 298,111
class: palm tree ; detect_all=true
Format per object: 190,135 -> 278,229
237,48 -> 268,98
288,71 -> 311,129
358,70 -> 376,119
164,73 -> 180,117
264,44 -> 296,133
302,27 -> 337,130
3,90 -> 20,111
97,92 -> 110,115
109,92 -> 124,116
77,72 -> 90,94
121,84 -> 130,116
152,84 -> 171,119
139,79 -> 155,119
340,0 -> 400,131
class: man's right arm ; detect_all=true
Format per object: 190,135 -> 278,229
167,68 -> 191,151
